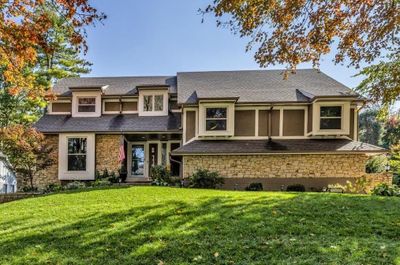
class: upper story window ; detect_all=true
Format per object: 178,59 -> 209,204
312,101 -> 350,136
143,95 -> 164,112
78,97 -> 96,113
206,108 -> 227,131
198,102 -> 234,136
67,138 -> 87,171
72,91 -> 101,117
320,106 -> 342,130
138,89 -> 168,116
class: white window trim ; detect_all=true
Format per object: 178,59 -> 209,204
58,133 -> 95,180
72,91 -> 101,117
312,101 -> 350,135
138,90 -> 168,116
48,100 -> 71,115
198,102 -> 234,137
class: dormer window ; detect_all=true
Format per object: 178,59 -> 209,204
138,88 -> 168,116
71,91 -> 101,117
78,97 -> 96,113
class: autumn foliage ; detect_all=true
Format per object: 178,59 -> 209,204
0,0 -> 105,99
203,0 -> 400,105
0,125 -> 55,190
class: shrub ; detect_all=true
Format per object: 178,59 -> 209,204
372,183 -> 400,197
64,181 -> 86,190
245,182 -> 263,191
286,184 -> 306,192
90,179 -> 112,187
96,169 -> 120,183
150,165 -> 172,186
44,184 -> 63,193
188,169 -> 224,189
366,155 -> 388,173
344,176 -> 371,194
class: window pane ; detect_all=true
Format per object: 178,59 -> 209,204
68,138 -> 87,154
154,95 -> 163,111
320,106 -> 341,117
206,120 -> 227,131
320,118 -> 341,130
68,155 -> 86,171
78,98 -> 96,104
206,108 -> 227,118
144,95 -> 153,111
78,105 -> 96,112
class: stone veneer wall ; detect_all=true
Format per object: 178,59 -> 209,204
183,154 -> 369,179
95,135 -> 121,174
183,154 -> 392,190
17,134 -> 60,190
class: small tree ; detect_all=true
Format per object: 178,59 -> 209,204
0,125 -> 55,191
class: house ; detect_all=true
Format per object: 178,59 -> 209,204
0,152 -> 17,194
33,69 -> 390,190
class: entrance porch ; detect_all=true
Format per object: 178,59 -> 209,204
123,133 -> 181,182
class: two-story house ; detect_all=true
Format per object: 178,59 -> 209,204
34,69 -> 390,190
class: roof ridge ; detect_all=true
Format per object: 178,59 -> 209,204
177,68 -> 317,74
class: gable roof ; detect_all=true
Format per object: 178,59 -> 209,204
177,69 -> 359,104
53,76 -> 177,96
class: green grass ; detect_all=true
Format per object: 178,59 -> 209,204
1,187 -> 400,265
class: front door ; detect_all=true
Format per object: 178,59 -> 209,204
130,144 -> 145,178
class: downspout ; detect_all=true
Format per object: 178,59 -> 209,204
119,96 -> 122,114
268,105 -> 274,142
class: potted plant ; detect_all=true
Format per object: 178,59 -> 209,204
119,164 -> 127,183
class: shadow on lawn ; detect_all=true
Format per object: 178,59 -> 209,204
1,192 -> 400,265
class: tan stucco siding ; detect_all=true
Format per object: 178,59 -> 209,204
52,103 -> 71,113
258,110 -> 280,136
234,110 -> 255,136
185,111 -> 196,142
283,109 -> 305,136
307,105 -> 312,133
122,101 -> 137,111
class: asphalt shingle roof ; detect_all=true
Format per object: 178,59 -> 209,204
177,69 -> 358,104
53,76 -> 177,96
172,139 -> 386,155
34,114 -> 181,133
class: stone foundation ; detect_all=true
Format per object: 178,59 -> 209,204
95,135 -> 121,174
183,154 -> 392,190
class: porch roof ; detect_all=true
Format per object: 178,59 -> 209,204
172,139 -> 387,155
34,113 -> 181,133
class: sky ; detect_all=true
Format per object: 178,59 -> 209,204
83,0 -> 395,108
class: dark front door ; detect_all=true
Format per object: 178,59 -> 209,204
149,143 -> 158,177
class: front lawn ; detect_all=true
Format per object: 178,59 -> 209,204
1,187 -> 400,264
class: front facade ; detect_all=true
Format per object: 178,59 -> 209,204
34,69 -> 390,190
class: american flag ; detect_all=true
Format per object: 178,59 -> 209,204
118,136 -> 125,162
